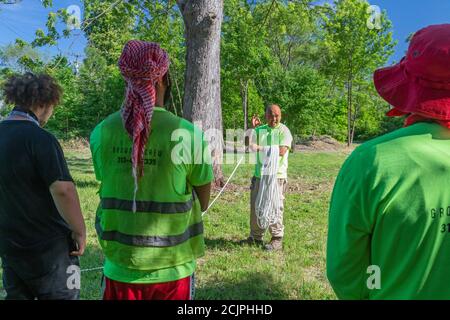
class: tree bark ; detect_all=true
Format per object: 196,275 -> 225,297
177,0 -> 225,187
240,79 -> 249,132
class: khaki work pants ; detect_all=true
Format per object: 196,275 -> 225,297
249,176 -> 287,240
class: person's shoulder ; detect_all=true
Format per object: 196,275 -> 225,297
101,111 -> 122,126
92,111 -> 121,135
150,108 -> 190,129
25,126 -> 63,153
154,111 -> 207,143
345,123 -> 440,172
279,123 -> 292,134
168,113 -> 199,133
338,123 -> 448,188
347,130 -> 397,164
31,125 -> 59,143
2,121 -> 58,146
354,123 -> 441,156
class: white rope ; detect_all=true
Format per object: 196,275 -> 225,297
80,266 -> 104,273
255,146 -> 282,229
202,155 -> 245,216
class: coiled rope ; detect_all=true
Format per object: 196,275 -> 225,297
255,146 -> 282,229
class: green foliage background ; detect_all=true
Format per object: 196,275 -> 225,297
0,0 -> 400,142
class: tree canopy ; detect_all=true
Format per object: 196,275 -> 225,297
0,0 -> 399,144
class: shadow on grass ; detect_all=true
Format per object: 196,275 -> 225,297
73,169 -> 96,175
75,179 -> 100,189
205,237 -> 246,250
66,158 -> 95,174
196,272 -> 287,300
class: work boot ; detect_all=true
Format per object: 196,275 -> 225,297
240,236 -> 263,247
264,237 -> 283,251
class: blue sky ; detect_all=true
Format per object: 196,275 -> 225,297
0,0 -> 86,63
0,0 -> 449,65
372,0 -> 450,63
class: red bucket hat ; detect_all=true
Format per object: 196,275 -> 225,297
374,24 -> 450,128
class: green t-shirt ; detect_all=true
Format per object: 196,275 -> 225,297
90,107 -> 214,284
253,123 -> 293,179
327,123 -> 450,299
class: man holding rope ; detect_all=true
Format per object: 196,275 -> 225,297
243,104 -> 293,251
90,41 -> 213,300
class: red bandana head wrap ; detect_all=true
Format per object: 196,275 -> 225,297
118,40 -> 170,179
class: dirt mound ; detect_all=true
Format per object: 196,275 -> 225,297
294,135 -> 347,152
223,135 -> 351,153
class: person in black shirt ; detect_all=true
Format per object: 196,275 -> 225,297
0,73 -> 86,300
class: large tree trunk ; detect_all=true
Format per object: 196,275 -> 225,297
177,0 -> 225,187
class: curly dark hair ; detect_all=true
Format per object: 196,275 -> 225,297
2,72 -> 62,110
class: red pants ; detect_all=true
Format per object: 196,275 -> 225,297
103,275 -> 195,300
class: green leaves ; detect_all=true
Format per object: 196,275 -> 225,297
5,0 -> 399,142
0,41 -> 45,73
320,0 -> 397,143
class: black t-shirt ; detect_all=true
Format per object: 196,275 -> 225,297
0,120 -> 73,256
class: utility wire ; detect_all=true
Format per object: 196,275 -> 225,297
0,19 -> 28,40
255,0 -> 277,35
50,0 -> 124,70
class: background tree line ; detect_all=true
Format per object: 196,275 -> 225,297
0,0 -> 402,144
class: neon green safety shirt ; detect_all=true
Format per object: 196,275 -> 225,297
327,122 -> 450,299
253,123 -> 293,179
90,107 -> 214,284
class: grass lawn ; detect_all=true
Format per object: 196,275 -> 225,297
0,146 -> 350,300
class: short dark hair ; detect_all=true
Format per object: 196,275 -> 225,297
265,103 -> 281,114
2,72 -> 62,110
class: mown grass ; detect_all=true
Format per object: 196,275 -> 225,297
1,147 -> 350,300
